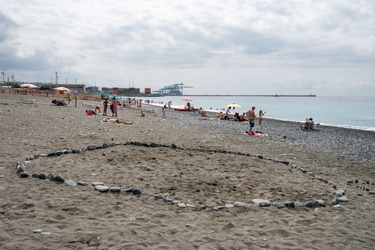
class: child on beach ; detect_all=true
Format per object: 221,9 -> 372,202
258,110 -> 265,126
140,111 -> 145,117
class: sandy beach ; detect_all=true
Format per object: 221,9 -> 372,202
1,93 -> 375,250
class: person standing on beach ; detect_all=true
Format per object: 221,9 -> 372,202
103,98 -> 109,116
258,109 -> 265,126
162,108 -> 167,119
110,97 -> 118,117
246,106 -> 256,134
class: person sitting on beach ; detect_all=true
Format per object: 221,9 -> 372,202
301,118 -> 315,130
217,112 -> 225,120
140,111 -> 145,117
102,117 -> 133,124
239,113 -> 246,121
233,112 -> 241,121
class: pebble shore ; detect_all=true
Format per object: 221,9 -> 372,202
140,104 -> 375,162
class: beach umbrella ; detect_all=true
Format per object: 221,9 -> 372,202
226,103 -> 241,109
20,83 -> 38,89
181,97 -> 193,101
53,87 -> 70,92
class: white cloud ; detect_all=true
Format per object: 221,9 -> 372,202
0,0 -> 374,95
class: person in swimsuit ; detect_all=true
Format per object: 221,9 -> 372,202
103,98 -> 109,116
246,106 -> 256,134
258,109 -> 265,126
102,118 -> 133,124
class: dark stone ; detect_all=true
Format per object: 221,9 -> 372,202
285,202 -> 295,208
102,143 -> 109,148
154,194 -> 163,199
171,144 -> 177,148
77,181 -> 88,186
304,201 -> 314,208
87,145 -> 96,150
122,188 -> 134,193
38,173 -> 46,179
54,175 -> 65,182
96,145 -> 104,150
72,149 -> 81,154
203,206 -> 214,211
132,188 -> 142,195
150,143 -> 158,147
280,161 -> 290,165
257,155 -> 264,159
20,172 -> 30,178
31,173 -> 39,178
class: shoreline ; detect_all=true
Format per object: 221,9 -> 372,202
142,103 -> 375,163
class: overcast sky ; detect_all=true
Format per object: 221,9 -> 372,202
1,0 -> 374,96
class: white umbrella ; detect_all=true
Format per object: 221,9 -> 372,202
53,87 -> 70,92
20,83 -> 38,89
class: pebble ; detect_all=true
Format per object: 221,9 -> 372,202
333,204 -> 341,208
46,173 -> 55,181
273,203 -> 285,209
77,181 -> 88,186
38,173 -> 46,179
234,202 -> 246,207
40,232 -> 52,235
369,191 -> 375,195
177,203 -> 186,208
132,188 -> 142,195
252,199 -> 270,207
110,187 -> 121,192
54,175 -> 65,182
20,172 -> 30,178
33,229 -> 43,233
65,180 -> 77,187
337,196 -> 349,202
225,204 -> 235,208
92,182 -> 104,186
95,185 -> 109,192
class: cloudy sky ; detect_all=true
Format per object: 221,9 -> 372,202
1,0 -> 374,96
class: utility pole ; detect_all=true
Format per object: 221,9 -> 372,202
55,72 -> 58,85
1,69 -> 4,84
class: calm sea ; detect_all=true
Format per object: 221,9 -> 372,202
129,96 -> 375,132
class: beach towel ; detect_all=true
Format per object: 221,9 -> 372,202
245,132 -> 268,136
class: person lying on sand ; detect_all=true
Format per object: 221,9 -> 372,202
102,117 -> 133,124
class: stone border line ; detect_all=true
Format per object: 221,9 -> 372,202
15,141 -> 374,211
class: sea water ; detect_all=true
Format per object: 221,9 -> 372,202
128,95 -> 375,131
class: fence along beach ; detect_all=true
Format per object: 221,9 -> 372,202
0,92 -> 375,249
